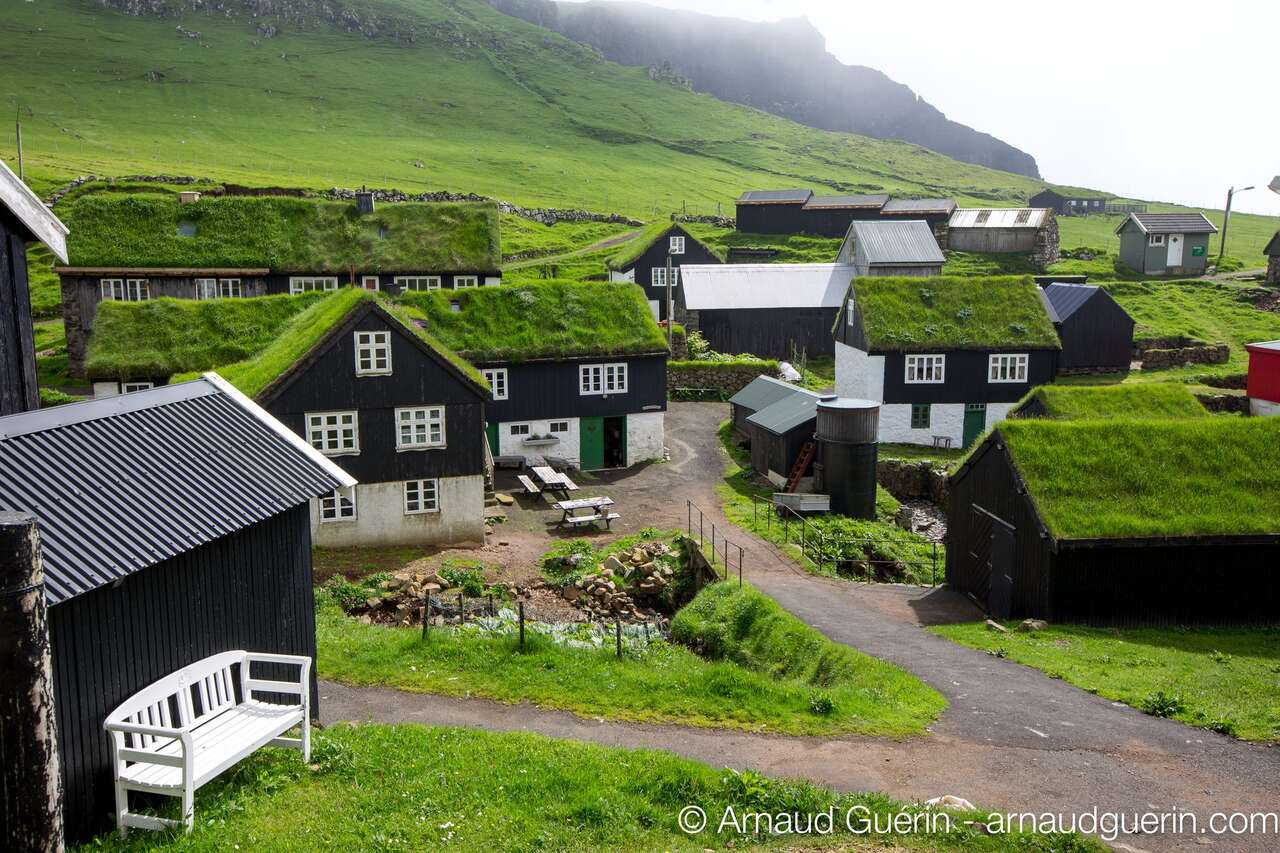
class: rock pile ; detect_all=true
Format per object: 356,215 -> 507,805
562,541 -> 676,621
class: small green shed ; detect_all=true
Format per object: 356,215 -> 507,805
1115,212 -> 1217,276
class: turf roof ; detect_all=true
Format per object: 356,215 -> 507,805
1015,383 -> 1208,421
996,418 -> 1280,540
850,275 -> 1059,351
606,222 -> 726,270
62,192 -> 501,272
395,279 -> 668,363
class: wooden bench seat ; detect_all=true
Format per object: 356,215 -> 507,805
564,512 -> 621,529
558,475 -> 580,492
104,650 -> 311,836
516,474 -> 541,495
493,455 -> 526,469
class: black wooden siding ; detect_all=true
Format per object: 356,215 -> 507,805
622,226 -> 721,321
948,437 -> 1280,626
735,203 -> 808,235
697,307 -> 837,360
1,210 -> 38,414
747,420 -> 814,478
50,506 -> 317,841
802,207 -> 882,238
480,354 -> 667,424
266,311 -> 487,484
878,349 -> 1057,404
1054,293 -> 1134,372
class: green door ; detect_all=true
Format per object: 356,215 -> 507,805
962,404 -> 987,448
580,416 -> 604,470
485,423 -> 499,456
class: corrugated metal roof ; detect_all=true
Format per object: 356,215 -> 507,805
746,386 -> 821,435
728,375 -> 800,414
844,220 -> 945,265
1116,212 -> 1218,235
680,264 -> 854,310
949,208 -> 1050,229
1246,340 -> 1280,354
1040,283 -> 1099,322
802,194 -> 889,210
0,375 -> 353,606
881,198 -> 957,215
1,157 -> 69,263
737,189 -> 813,205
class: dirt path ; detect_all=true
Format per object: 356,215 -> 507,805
323,402 -> 1280,851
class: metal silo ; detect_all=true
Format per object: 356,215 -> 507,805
815,397 -> 880,519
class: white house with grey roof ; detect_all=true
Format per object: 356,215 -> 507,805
836,220 -> 945,277
1115,212 -> 1218,276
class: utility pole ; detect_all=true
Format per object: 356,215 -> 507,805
665,253 -> 674,350
15,108 -> 23,182
1218,184 -> 1254,264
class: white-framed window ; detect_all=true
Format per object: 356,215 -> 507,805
196,278 -> 243,299
289,276 -> 339,294
122,381 -> 153,394
510,423 -> 530,436
395,275 -> 441,291
847,298 -> 856,326
453,275 -> 479,289
482,368 -> 508,400
361,275 -> 380,291
306,411 -> 359,455
403,479 -> 439,515
396,406 -> 445,449
651,267 -> 679,288
904,354 -> 945,384
549,420 -> 569,434
1149,234 -> 1166,247
669,235 -> 685,255
354,331 -> 392,375
100,278 -> 149,302
579,363 -> 627,395
988,353 -> 1029,383
319,486 -> 357,522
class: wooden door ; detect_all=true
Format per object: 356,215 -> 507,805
1166,233 -> 1184,267
579,416 -> 604,470
962,403 -> 987,447
988,520 -> 1015,619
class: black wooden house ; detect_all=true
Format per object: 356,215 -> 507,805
56,192 -> 502,377
1039,283 -> 1135,373
1,157 -> 68,415
735,189 -> 814,233
0,375 -> 351,839
1028,188 -> 1109,216
834,276 -> 1060,447
947,418 -> 1280,625
82,290 -> 493,548
606,223 -> 722,321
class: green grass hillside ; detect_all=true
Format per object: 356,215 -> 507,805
8,0 -> 1270,271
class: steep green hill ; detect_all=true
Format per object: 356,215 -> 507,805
5,0 -> 1048,214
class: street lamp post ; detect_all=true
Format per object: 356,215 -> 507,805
1218,185 -> 1254,264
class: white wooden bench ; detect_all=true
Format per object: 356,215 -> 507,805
564,512 -> 621,529
104,650 -> 311,836
516,474 -> 542,495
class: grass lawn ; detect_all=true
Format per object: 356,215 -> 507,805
316,580 -> 944,737
717,422 -> 944,584
878,442 -> 966,466
34,319 -> 74,389
931,622 -> 1280,742
75,723 -> 1097,852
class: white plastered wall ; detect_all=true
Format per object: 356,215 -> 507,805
625,411 -> 666,466
311,476 -> 485,548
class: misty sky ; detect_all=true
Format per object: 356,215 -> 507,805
571,0 -> 1280,215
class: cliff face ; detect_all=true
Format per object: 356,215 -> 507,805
489,0 -> 1040,178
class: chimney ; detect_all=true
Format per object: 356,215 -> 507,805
356,186 -> 375,214
178,191 -> 201,204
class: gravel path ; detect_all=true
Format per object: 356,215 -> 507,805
322,402 -> 1280,851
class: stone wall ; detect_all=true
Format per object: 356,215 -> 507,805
876,459 -> 949,508
1140,343 -> 1230,370
667,361 -> 781,396
671,212 -> 735,229
1268,255 -> 1279,286
1195,393 -> 1250,414
1031,215 -> 1061,268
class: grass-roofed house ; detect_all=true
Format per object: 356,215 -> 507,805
84,289 -> 492,548
399,281 -> 669,471
55,190 -> 502,377
1115,212 -> 1217,276
947,418 -> 1280,625
834,276 -> 1060,447
606,223 -> 722,321
1009,383 -> 1208,421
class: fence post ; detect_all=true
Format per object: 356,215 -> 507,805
459,592 -> 465,624
421,597 -> 430,641
615,619 -> 622,659
738,545 -> 744,588
687,499 -> 691,536
932,542 -> 938,587
723,539 -> 728,579
711,524 -> 717,565
518,601 -> 525,649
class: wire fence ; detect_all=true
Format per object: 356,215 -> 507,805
750,496 -> 941,586
686,499 -> 745,588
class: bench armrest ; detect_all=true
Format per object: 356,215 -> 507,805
105,720 -> 188,739
243,653 -> 311,705
244,652 -> 312,669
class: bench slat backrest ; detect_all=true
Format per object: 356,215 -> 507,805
106,650 -> 249,750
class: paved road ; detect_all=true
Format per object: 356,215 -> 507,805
325,402 -> 1280,851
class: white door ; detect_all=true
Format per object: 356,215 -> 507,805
1166,233 -> 1184,267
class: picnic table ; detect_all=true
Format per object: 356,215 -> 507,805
551,496 -> 619,530
531,465 -> 579,497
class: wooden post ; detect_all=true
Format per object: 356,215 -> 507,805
615,619 -> 622,659
0,512 -> 63,852
518,601 -> 525,649
421,596 -> 430,641
458,592 -> 465,624
487,593 -> 494,616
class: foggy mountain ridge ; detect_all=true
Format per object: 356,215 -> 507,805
489,0 -> 1041,179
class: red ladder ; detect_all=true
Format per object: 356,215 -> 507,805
784,441 -> 816,493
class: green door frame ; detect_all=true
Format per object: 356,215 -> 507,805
580,416 -> 605,470
962,403 -> 987,448
485,423 -> 499,456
